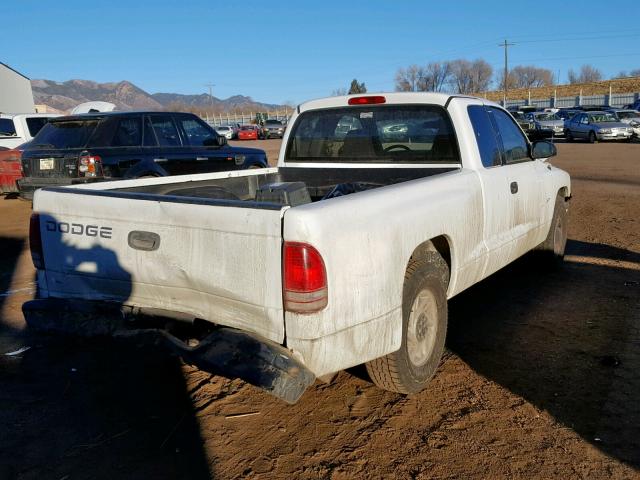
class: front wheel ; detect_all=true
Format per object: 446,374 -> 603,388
588,131 -> 597,143
365,251 -> 449,394
565,130 -> 574,142
535,194 -> 568,268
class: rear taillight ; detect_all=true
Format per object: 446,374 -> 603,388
283,242 -> 328,314
29,213 -> 44,269
78,152 -> 103,177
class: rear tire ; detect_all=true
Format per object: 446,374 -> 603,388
365,251 -> 449,394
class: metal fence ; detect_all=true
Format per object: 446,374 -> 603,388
503,92 -> 639,109
202,110 -> 292,128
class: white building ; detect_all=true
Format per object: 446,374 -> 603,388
0,62 -> 35,114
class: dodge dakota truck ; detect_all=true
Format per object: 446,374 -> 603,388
24,93 -> 570,403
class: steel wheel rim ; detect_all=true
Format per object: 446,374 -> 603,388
407,288 -> 438,367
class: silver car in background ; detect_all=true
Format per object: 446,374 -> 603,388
564,111 -> 633,143
525,111 -> 565,137
610,109 -> 640,138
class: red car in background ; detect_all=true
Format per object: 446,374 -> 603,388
237,125 -> 259,140
0,143 -> 27,194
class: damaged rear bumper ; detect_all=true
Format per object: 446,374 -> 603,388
22,298 -> 315,404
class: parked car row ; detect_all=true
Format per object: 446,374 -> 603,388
2,111 -> 268,199
214,119 -> 287,141
507,104 -> 640,142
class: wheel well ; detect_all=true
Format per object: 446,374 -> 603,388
558,186 -> 570,200
408,236 -> 452,285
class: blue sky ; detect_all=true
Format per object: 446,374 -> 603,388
4,0 -> 640,104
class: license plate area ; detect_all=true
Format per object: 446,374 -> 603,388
40,158 -> 55,170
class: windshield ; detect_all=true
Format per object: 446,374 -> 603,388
31,119 -> 100,149
0,119 -> 17,137
534,113 -> 559,121
589,113 -> 618,123
265,120 -> 282,125
286,105 -> 460,164
617,111 -> 639,119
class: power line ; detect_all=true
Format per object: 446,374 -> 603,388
499,39 -> 515,105
204,83 -> 215,108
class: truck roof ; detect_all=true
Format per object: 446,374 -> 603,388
297,92 -> 487,113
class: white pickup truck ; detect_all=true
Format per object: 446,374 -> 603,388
24,93 -> 570,403
0,113 -> 61,149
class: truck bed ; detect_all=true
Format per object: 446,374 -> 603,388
108,167 -> 458,205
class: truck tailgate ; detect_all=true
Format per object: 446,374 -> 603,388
34,188 -> 286,343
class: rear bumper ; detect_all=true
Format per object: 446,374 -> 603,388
17,176 -> 97,199
22,298 -> 315,403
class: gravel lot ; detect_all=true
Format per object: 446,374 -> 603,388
0,141 -> 638,479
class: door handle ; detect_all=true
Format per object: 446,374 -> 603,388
154,158 -> 168,163
510,181 -> 518,194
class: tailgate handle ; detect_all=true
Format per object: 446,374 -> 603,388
128,231 -> 161,251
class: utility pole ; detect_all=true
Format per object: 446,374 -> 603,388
499,40 -> 515,106
204,83 -> 215,115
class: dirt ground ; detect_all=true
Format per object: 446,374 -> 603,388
0,141 -> 639,480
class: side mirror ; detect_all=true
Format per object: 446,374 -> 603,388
531,140 -> 557,160
204,135 -> 227,147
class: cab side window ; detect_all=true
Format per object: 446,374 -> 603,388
489,108 -> 530,164
176,116 -> 216,146
468,105 -> 502,168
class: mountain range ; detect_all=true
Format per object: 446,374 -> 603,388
30,79 -> 285,112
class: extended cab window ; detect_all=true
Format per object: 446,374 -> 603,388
488,108 -> 530,164
0,119 -> 17,137
286,105 -> 460,164
468,105 -> 501,168
25,117 -> 50,137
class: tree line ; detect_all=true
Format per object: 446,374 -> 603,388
335,63 -> 640,96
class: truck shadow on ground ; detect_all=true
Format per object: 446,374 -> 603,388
0,219 -> 213,479
0,237 -> 24,327
447,238 -> 640,469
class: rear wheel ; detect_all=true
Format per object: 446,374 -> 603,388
588,131 -> 597,143
365,251 -> 449,394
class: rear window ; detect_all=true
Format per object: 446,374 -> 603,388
285,105 -> 460,164
0,119 -> 17,137
25,117 -> 51,137
31,119 -> 100,149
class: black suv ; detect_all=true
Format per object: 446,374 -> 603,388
18,111 -> 268,198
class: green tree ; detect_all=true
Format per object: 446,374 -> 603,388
348,79 -> 367,94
